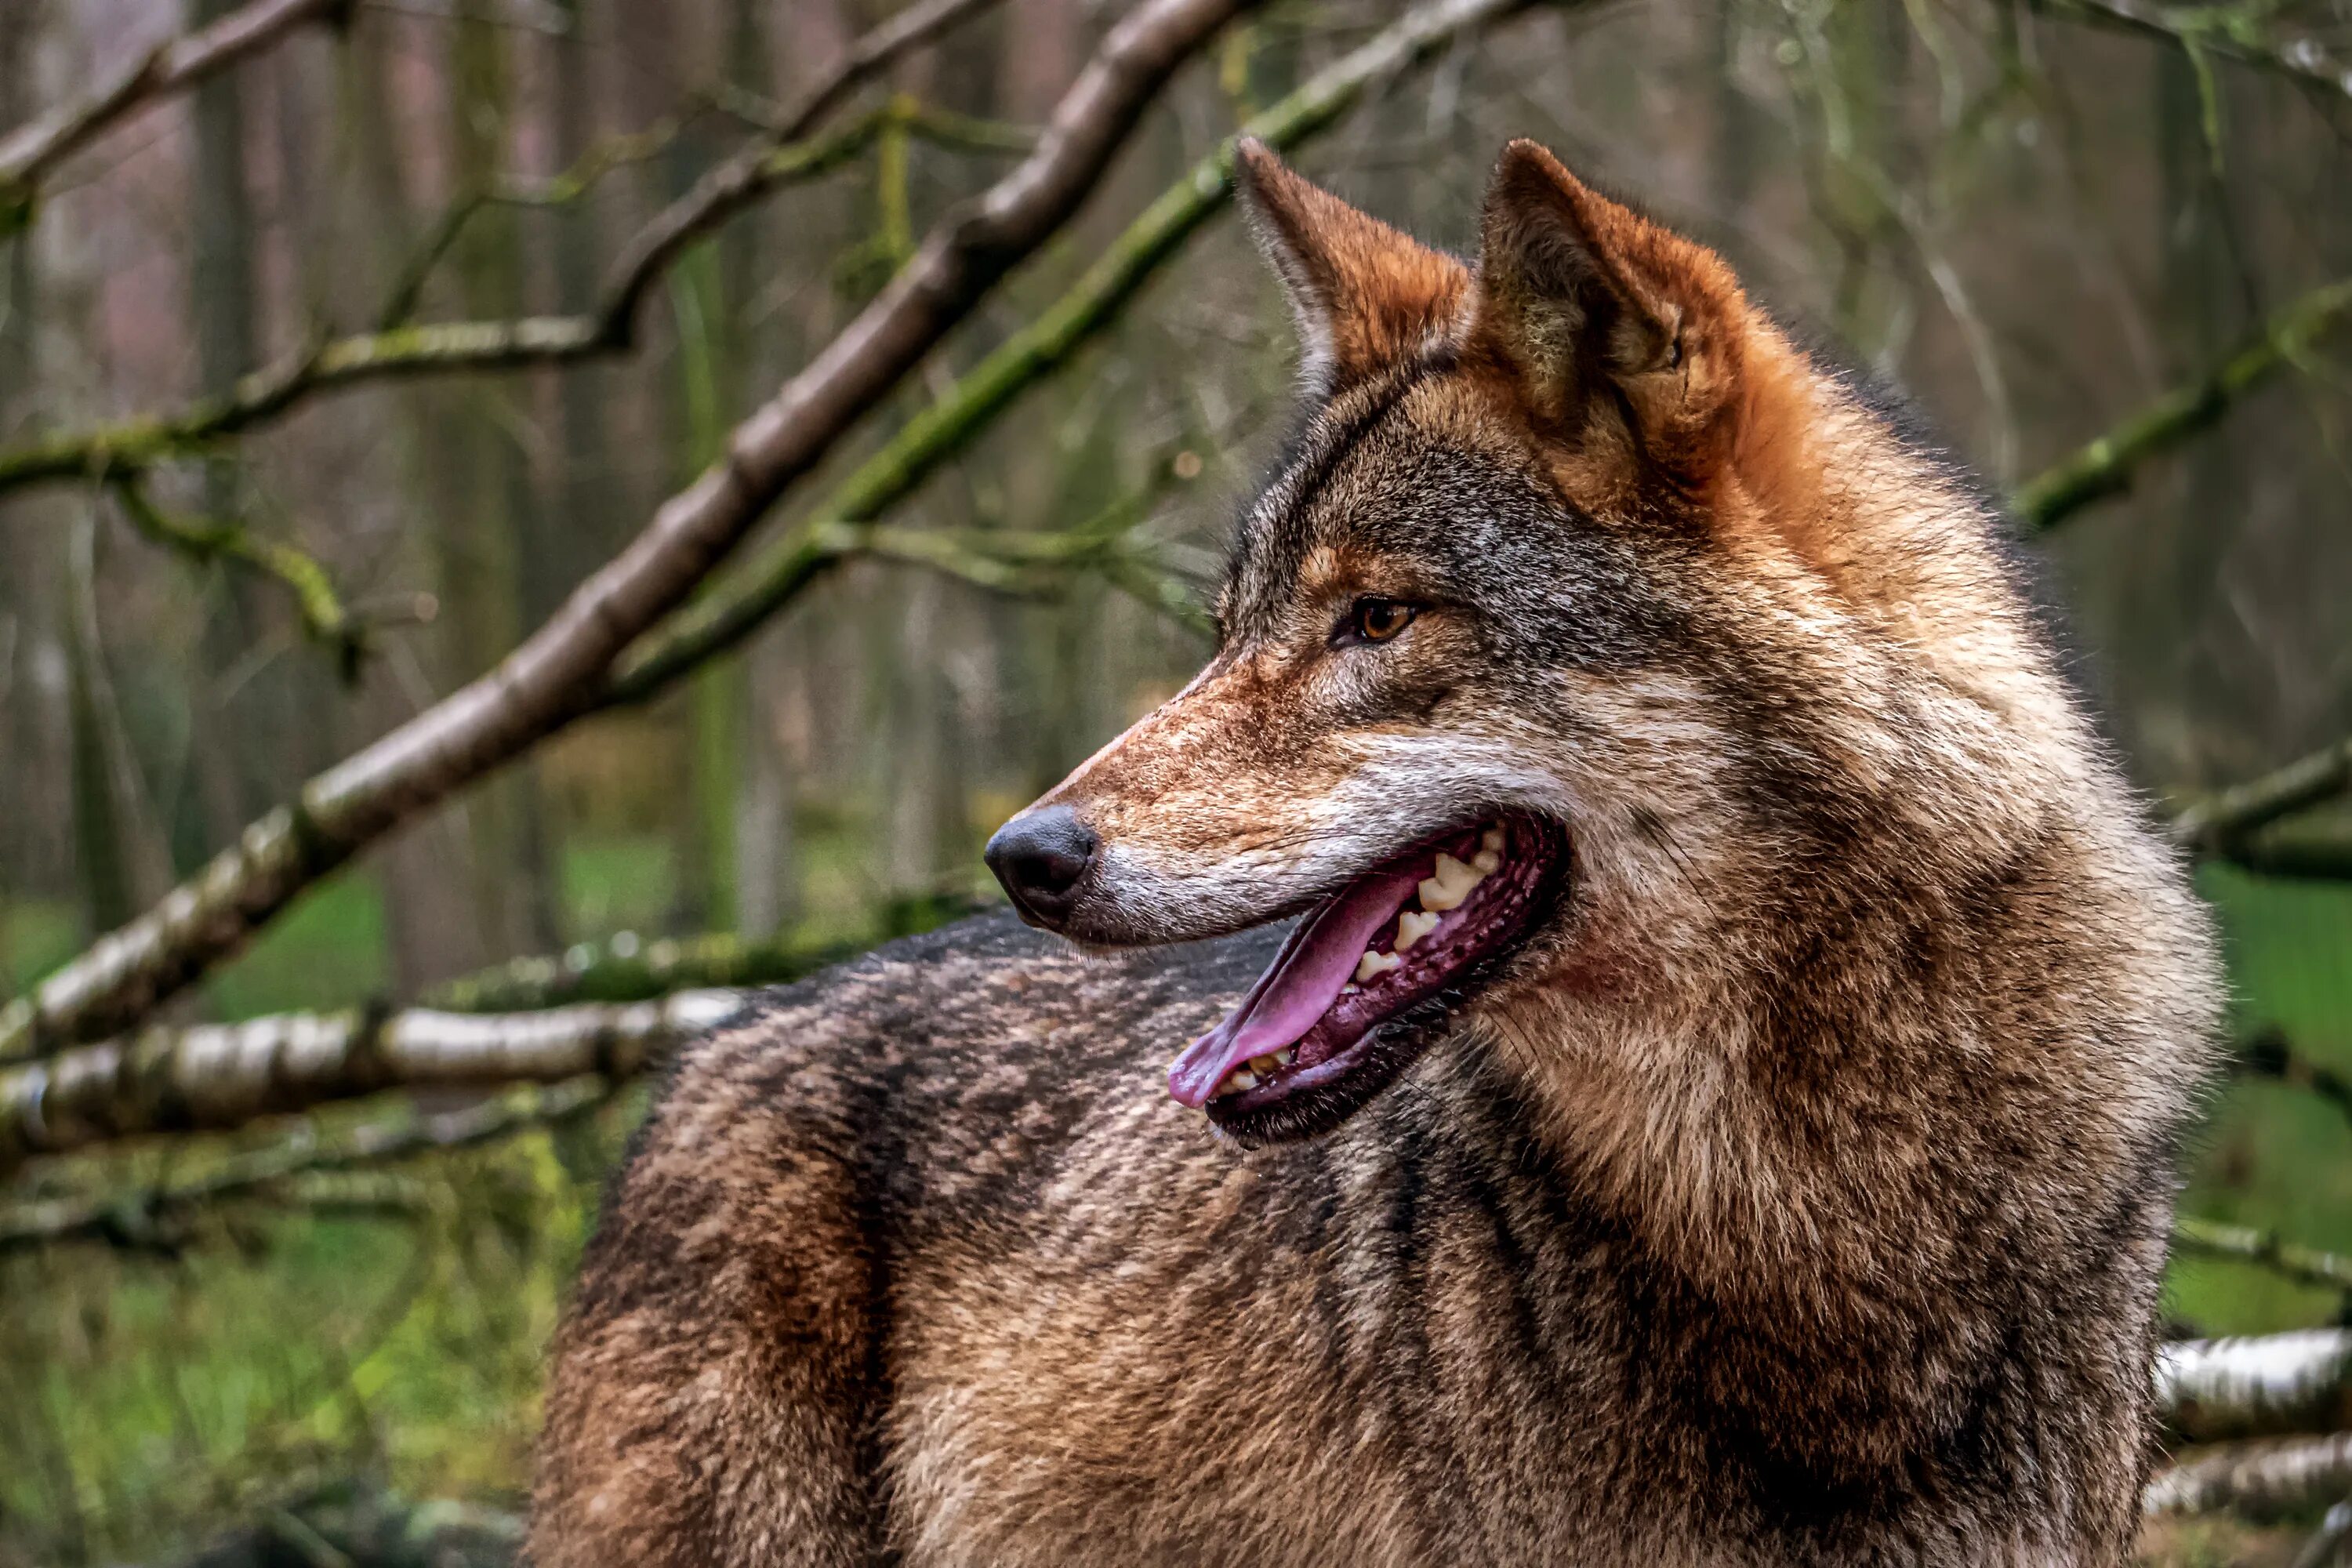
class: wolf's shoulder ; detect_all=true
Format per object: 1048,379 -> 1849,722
728,905 -> 1276,1062
643,908 -> 1277,1181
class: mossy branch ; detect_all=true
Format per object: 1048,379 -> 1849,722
2017,278 -> 2352,531
601,0 -> 1543,705
0,98 -> 1041,496
2175,733 -> 2352,851
424,891 -> 975,1011
0,1076 -> 619,1254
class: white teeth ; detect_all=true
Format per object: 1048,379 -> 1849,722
1356,949 -> 1403,982
1395,909 -> 1440,950
1227,1069 -> 1258,1093
1482,825 -> 1506,855
1418,851 -> 1480,912
1472,848 -> 1501,875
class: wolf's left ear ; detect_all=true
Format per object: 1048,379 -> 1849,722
1234,139 -> 1468,399
1467,140 -> 1749,477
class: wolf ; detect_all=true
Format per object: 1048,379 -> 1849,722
530,138 -> 2218,1566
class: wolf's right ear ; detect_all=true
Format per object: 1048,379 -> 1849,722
1234,140 -> 1468,400
1466,140 -> 1751,481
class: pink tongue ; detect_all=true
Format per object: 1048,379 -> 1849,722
1167,870 -> 1420,1108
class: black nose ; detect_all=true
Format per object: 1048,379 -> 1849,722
984,806 -> 1098,927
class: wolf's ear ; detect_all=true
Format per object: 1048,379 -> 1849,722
1234,139 -> 1468,399
1466,140 -> 1748,476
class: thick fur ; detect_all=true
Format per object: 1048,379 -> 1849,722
532,141 -> 2219,1565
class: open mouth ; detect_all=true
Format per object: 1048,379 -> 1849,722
1167,813 -> 1568,1143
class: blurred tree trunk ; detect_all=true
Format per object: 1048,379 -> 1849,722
432,0 -> 561,959
722,0 -> 799,940
187,0 -> 276,845
1708,0 -> 1757,228
0,0 -> 64,962
339,15 -> 494,993
2138,46 -> 2250,780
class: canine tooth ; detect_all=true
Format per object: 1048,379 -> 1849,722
1472,848 -> 1501,875
1250,1054 -> 1279,1076
1356,949 -> 1403,982
1482,825 -> 1506,855
1396,909 -> 1440,950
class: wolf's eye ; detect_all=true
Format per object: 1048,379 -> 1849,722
1338,597 -> 1418,647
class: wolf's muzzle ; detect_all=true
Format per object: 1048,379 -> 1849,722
984,805 -> 1099,931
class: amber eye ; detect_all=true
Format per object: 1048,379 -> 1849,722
1340,597 -> 1418,646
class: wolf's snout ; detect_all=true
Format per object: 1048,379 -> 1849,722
985,805 -> 1098,929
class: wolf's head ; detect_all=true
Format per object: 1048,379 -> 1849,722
986,139 -> 2100,1147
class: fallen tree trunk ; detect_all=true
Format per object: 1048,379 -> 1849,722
2159,1330 -> 2352,1445
0,993 -> 743,1168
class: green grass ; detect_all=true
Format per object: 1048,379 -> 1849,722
2165,869 -> 2352,1334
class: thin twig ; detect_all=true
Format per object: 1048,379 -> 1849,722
769,0 -> 1007,142
2047,0 -> 2352,108
2238,1026 -> 2352,1134
0,0 -> 1257,1067
0,0 -> 350,230
107,477 -> 364,680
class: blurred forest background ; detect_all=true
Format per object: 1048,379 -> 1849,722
2,0 -> 2350,1562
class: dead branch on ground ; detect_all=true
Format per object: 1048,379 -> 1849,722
2146,1433 -> 2352,1519
0,993 -> 740,1169
2160,1330 -> 2352,1446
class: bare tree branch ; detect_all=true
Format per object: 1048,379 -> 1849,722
2223,818 -> 2352,881
2175,734 -> 2352,855
2017,278 -> 2352,531
601,0 -> 1550,706
2146,1434 -> 2352,1519
0,100 -> 1031,495
2160,1331 -> 2352,1446
765,0 -> 1007,142
0,1076 -> 618,1254
0,993 -> 739,1169
0,0 -> 1257,1067
0,0 -> 350,232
